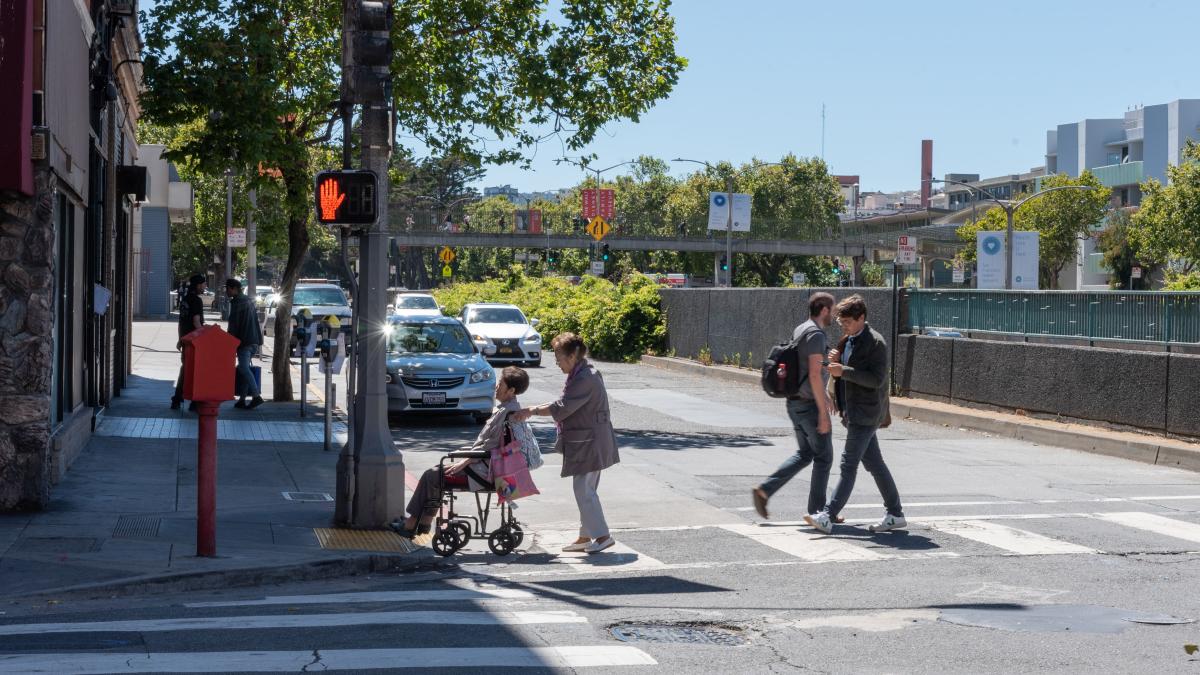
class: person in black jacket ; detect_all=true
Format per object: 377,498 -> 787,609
171,275 -> 207,410
224,279 -> 264,409
803,294 -> 906,535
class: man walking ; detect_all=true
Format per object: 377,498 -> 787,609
225,279 -> 265,409
171,274 -> 207,410
752,292 -> 836,519
804,294 -> 905,534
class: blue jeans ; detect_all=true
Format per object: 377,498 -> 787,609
236,345 -> 260,398
824,423 -> 903,519
759,399 -> 834,514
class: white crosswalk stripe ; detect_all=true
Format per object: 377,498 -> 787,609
1090,511 -> 1200,545
922,519 -> 1097,555
719,523 -> 895,562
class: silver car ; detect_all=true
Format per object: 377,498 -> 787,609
385,316 -> 496,423
459,303 -> 543,367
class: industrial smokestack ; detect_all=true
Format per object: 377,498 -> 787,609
920,140 -> 932,209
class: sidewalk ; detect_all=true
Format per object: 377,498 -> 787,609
0,318 -> 430,599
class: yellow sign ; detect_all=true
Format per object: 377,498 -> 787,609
438,246 -> 456,264
442,264 -> 452,278
587,216 -> 610,241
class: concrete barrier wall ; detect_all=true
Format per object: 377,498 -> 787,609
659,287 -> 903,366
896,334 -> 1200,437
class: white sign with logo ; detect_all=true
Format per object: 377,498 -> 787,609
707,192 -> 752,231
1012,231 -> 1039,290
976,232 -> 1005,289
896,235 -> 918,265
792,272 -> 807,286
590,261 -> 606,276
227,227 -> 247,247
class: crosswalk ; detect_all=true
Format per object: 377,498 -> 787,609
0,585 -> 656,672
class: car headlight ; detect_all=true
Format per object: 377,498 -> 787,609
523,333 -> 541,343
472,334 -> 488,343
469,369 -> 494,384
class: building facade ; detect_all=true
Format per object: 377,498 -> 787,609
132,145 -> 192,318
0,0 -> 143,509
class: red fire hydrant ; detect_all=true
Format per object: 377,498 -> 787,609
180,325 -> 240,557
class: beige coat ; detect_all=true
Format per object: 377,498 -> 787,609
549,360 -> 620,477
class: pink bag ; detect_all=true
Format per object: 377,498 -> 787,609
491,424 -> 539,503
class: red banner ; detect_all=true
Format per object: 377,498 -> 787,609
529,209 -> 542,234
581,189 -> 598,219
598,189 -> 615,220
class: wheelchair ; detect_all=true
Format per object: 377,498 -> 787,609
428,450 -> 525,557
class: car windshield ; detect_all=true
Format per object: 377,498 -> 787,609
256,288 -> 273,297
389,323 -> 474,354
293,288 -> 348,306
396,296 -> 438,310
469,308 -> 526,324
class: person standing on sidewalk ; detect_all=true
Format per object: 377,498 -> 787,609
804,294 -> 906,534
752,292 -> 836,520
513,333 -> 620,554
224,279 -> 265,410
171,275 -> 207,410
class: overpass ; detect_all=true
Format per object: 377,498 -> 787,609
387,230 -> 872,257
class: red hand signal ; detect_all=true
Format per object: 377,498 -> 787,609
319,178 -> 346,221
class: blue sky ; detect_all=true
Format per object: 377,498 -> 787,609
479,0 -> 1200,193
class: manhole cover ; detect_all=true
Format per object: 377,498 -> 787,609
611,623 -> 749,646
282,491 -> 333,502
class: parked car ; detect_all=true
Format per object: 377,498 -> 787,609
385,316 -> 496,423
458,302 -> 542,367
263,281 -> 353,349
254,286 -> 277,307
389,292 -> 444,318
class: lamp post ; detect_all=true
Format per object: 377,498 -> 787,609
671,159 -> 786,287
926,178 -> 1097,289
555,158 -> 639,262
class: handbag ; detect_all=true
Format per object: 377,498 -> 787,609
490,423 -> 540,503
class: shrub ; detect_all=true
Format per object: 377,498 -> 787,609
432,272 -> 666,362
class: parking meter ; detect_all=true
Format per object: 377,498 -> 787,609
317,316 -> 345,451
293,309 -> 315,417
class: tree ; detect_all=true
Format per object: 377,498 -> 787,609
1097,208 -> 1156,289
142,0 -> 686,399
1132,139 -> 1200,276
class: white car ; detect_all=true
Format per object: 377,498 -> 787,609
390,292 -> 444,318
459,302 -> 542,367
264,282 -> 353,349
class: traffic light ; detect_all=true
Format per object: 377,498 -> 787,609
720,255 -> 729,272
602,244 -> 610,261
547,250 -> 556,268
346,2 -> 394,104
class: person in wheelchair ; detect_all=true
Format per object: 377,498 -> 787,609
392,366 -> 541,539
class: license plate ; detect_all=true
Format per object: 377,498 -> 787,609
498,347 -> 515,355
422,392 -> 446,405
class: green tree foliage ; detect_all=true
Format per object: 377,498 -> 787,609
141,0 -> 686,399
1132,140 -> 1200,274
1096,208 -> 1156,289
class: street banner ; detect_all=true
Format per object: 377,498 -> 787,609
581,189 -> 597,219
598,189 -> 615,220
1012,231 -> 1039,290
529,209 -> 542,234
707,192 -> 752,231
976,232 -> 1005,289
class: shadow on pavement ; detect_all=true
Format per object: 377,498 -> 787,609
616,430 -> 774,452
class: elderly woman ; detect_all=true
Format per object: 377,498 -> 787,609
513,333 -> 620,553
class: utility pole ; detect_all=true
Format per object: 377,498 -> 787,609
246,189 -> 257,299
223,168 -> 233,317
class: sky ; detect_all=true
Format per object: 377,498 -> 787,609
476,0 -> 1200,194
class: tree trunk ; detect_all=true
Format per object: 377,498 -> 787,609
270,174 -> 311,401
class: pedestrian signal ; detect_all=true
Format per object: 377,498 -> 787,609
313,171 -> 377,225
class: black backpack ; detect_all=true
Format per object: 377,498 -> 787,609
760,324 -> 817,398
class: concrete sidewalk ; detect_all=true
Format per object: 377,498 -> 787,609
0,319 -> 429,599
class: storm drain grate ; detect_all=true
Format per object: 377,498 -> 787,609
610,623 -> 749,646
282,491 -> 333,502
113,516 -> 162,539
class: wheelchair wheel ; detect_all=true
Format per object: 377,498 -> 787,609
488,528 -> 517,556
432,529 -> 458,557
453,521 -> 472,548
509,523 -> 524,549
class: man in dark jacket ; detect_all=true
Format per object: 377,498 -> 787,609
804,294 -> 905,535
225,279 -> 264,409
171,274 -> 207,410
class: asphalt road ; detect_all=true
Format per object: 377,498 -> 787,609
4,360 -> 1198,673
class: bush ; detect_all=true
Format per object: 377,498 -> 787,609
1163,270 -> 1200,291
432,272 -> 667,362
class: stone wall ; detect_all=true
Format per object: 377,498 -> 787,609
896,334 -> 1200,438
659,287 -> 906,365
0,173 -> 56,509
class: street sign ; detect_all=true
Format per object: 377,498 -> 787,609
587,216 -> 611,241
952,268 -> 965,283
313,170 -> 377,225
438,246 -> 455,264
598,189 -> 615,220
707,192 -> 752,231
792,272 -> 807,286
441,265 -> 452,278
581,188 -> 597,219
1132,266 -> 1143,279
896,235 -> 917,265
227,227 -> 247,248
590,261 -> 605,276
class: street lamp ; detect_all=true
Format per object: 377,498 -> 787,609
926,178 -> 1098,289
671,159 -> 786,287
555,157 -> 639,261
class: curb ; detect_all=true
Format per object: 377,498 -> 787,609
12,549 -> 445,601
640,355 -> 1200,474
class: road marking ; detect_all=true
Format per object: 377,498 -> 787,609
606,389 -> 790,428
0,646 -> 657,672
1091,511 -> 1200,545
840,495 -> 1200,510
532,530 -> 666,571
719,523 -> 891,562
923,520 -> 1097,555
0,610 -> 585,635
185,588 -> 535,608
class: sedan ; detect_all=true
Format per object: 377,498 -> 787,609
459,303 -> 543,367
385,316 -> 496,423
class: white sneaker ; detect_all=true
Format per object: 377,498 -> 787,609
869,514 -> 907,532
803,511 -> 832,534
561,540 -> 591,552
585,537 -> 616,554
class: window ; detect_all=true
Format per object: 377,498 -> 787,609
395,295 -> 438,310
468,307 -> 527,324
51,193 -> 76,426
293,287 -> 348,307
388,323 -> 473,354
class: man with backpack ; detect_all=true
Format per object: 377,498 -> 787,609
752,292 -> 836,520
